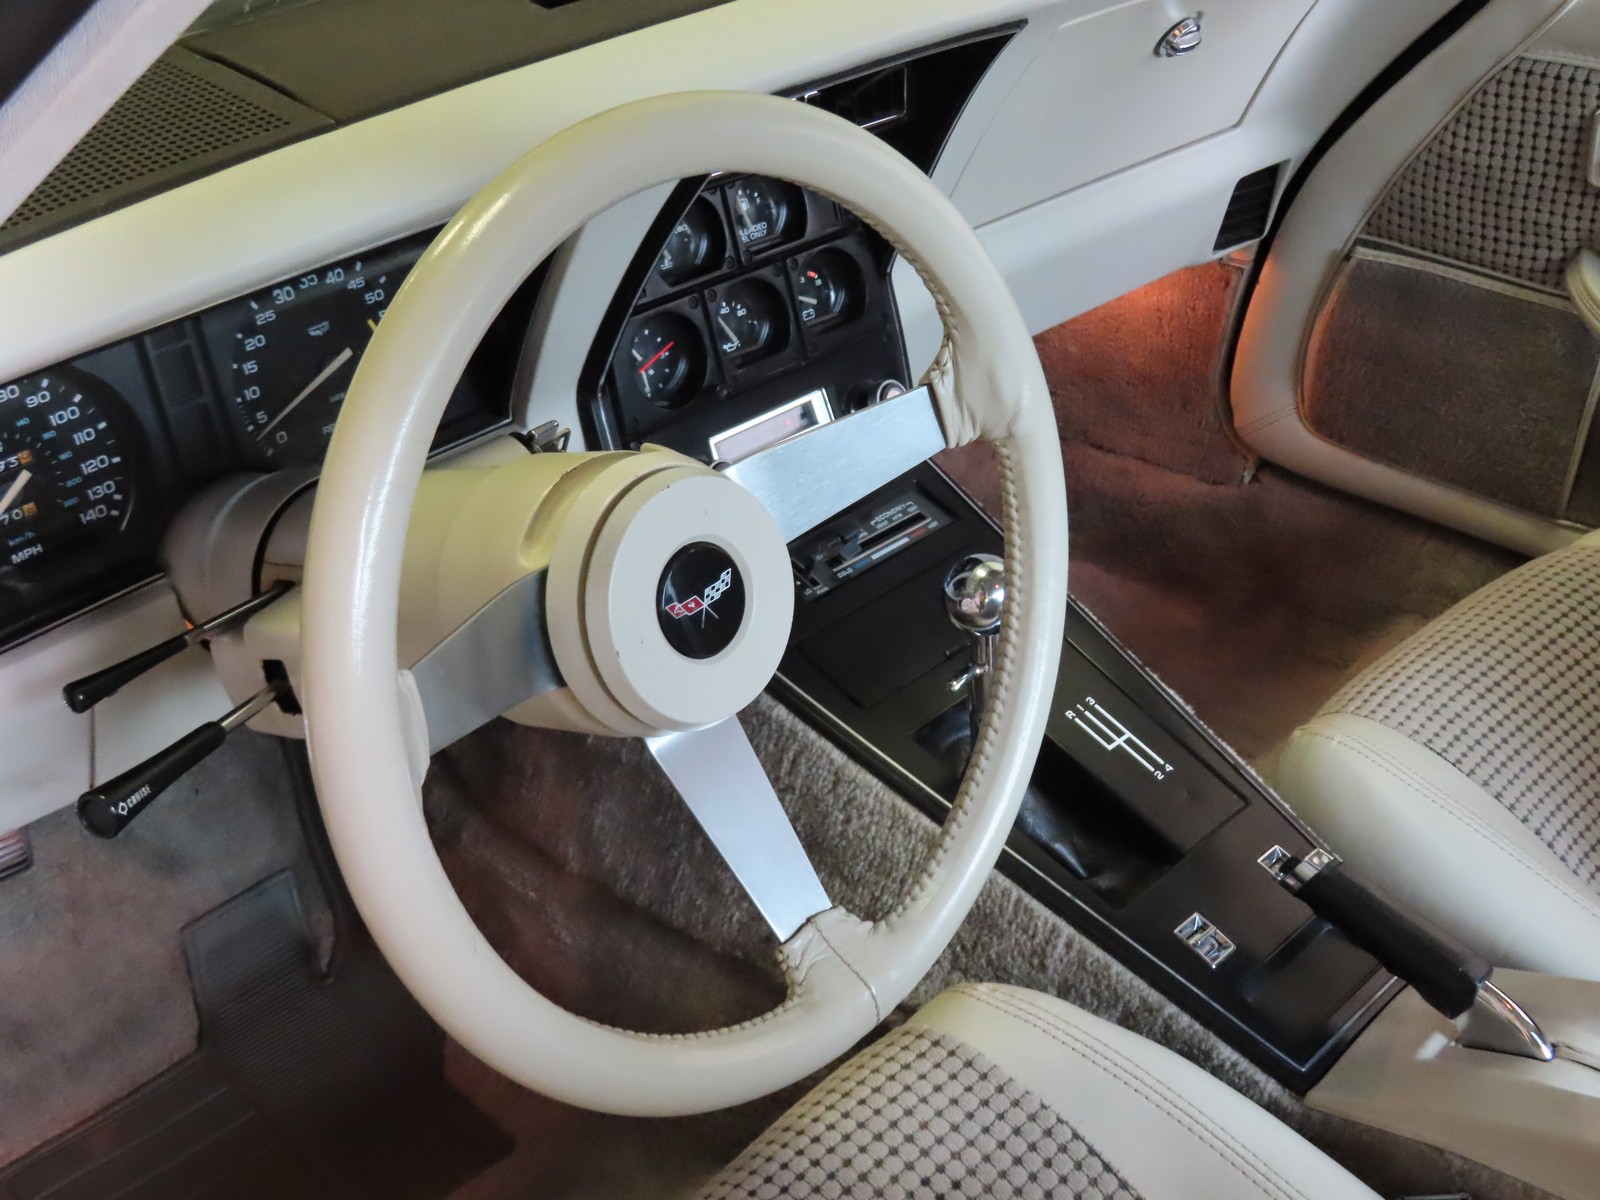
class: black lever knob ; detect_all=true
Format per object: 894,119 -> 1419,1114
1268,848 -> 1490,1019
76,681 -> 285,838
63,582 -> 293,714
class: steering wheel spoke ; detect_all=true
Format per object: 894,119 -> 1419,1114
646,718 -> 832,942
723,384 -> 947,541
409,568 -> 564,754
304,91 -> 1066,1116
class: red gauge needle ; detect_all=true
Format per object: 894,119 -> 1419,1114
637,341 -> 675,374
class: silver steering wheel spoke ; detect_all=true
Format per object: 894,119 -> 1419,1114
723,384 -> 947,541
410,569 -> 564,754
646,718 -> 832,942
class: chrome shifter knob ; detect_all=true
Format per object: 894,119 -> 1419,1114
944,553 -> 1006,634
945,554 -> 1006,738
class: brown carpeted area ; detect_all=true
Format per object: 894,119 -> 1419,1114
0,264 -> 1542,1198
938,261 -> 1522,765
424,697 -> 1551,1200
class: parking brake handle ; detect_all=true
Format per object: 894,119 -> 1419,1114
1263,847 -> 1554,1060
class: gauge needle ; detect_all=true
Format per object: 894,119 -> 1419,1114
0,468 -> 31,513
636,341 -> 675,374
716,316 -> 740,346
256,346 -> 354,440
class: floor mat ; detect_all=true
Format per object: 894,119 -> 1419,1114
1,869 -> 510,1200
937,262 -> 1523,763
0,730 -> 334,1168
425,697 -> 1548,1200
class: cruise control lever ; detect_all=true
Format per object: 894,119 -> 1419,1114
77,681 -> 286,839
1263,847 -> 1554,1060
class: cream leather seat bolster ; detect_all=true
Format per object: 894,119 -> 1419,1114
911,984 -> 1378,1200
1278,713 -> 1600,981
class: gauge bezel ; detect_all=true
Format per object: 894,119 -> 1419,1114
0,367 -> 157,650
610,303 -> 711,420
791,245 -> 865,331
655,195 -> 728,289
705,273 -> 800,388
792,235 -> 883,359
723,176 -> 806,262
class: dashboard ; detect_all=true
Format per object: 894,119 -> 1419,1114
0,0 -> 1464,834
0,231 -> 530,650
588,174 -> 908,465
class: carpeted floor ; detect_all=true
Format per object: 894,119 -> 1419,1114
0,730 -> 333,1167
938,261 -> 1523,767
423,696 -> 1551,1200
0,263 -> 1542,1198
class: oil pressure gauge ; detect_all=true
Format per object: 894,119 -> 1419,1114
711,280 -> 787,367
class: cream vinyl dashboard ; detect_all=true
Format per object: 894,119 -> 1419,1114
0,0 -> 1465,830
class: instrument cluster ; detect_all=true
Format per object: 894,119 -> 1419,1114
0,229 -> 525,650
595,175 -> 906,462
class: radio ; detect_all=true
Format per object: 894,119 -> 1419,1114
789,482 -> 951,599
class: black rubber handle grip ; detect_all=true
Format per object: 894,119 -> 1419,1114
76,723 -> 227,838
63,632 -> 190,713
1296,858 -> 1491,1018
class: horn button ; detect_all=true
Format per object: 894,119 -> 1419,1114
658,542 -> 747,659
545,455 -> 793,735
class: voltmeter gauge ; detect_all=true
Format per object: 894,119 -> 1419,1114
0,371 -> 132,578
792,248 -> 862,328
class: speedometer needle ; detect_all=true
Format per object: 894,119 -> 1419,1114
0,468 -> 31,514
256,346 -> 354,441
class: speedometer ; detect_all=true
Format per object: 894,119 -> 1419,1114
0,371 -> 132,576
224,243 -> 421,467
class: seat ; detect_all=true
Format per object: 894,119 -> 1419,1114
1275,529 -> 1600,980
698,983 -> 1377,1200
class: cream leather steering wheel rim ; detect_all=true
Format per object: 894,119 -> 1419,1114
301,91 -> 1068,1117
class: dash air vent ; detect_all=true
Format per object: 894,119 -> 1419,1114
1213,163 -> 1284,252
800,66 -> 910,133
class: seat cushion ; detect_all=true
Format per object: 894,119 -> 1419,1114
1277,529 -> 1600,978
699,983 -> 1378,1200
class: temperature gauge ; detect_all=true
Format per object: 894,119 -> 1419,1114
619,311 -> 703,408
656,197 -> 724,287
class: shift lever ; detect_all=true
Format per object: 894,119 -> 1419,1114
944,553 -> 1006,741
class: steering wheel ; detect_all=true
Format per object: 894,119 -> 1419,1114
301,91 -> 1067,1117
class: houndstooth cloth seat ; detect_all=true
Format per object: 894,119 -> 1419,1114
1277,528 -> 1600,979
698,983 -> 1378,1200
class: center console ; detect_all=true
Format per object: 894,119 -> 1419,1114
773,465 -> 1399,1091
578,32 -> 1402,1095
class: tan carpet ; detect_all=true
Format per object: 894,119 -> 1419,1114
938,261 -> 1522,764
427,697 -> 1551,1200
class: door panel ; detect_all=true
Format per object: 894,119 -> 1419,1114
1230,0 -> 1600,554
